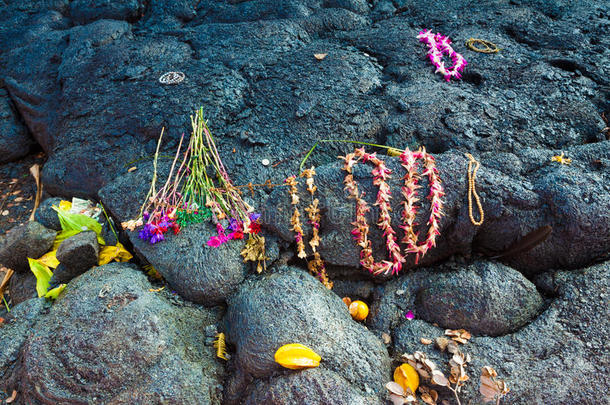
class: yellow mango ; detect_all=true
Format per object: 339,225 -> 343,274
274,343 -> 321,370
394,363 -> 419,394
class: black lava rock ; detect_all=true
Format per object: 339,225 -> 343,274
0,222 -> 56,273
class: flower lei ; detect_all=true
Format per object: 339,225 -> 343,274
342,148 -> 405,275
341,147 -> 444,275
399,148 -> 445,264
286,168 -> 332,289
417,29 -> 467,82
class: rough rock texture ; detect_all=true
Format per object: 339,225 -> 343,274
0,221 -> 56,272
390,261 -> 610,405
99,161 -> 280,306
18,263 -> 225,404
264,143 -> 610,276
55,230 -> 100,279
129,223 -> 251,306
0,298 -> 47,390
0,88 -> 32,164
0,0 -> 606,199
224,267 -> 389,404
368,260 -> 544,336
7,271 -> 38,306
245,368 -> 377,405
1,0 -> 609,403
34,197 -> 64,231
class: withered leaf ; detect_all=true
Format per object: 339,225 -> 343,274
314,53 -> 328,60
420,337 -> 433,345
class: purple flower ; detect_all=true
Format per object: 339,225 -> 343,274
405,310 -> 415,320
229,218 -> 241,232
249,212 -> 261,222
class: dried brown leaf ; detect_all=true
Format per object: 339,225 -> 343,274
382,332 -> 392,344
386,381 -> 405,396
420,337 -> 433,345
431,370 -> 449,387
128,166 -> 137,172
6,390 -> 17,403
435,337 -> 450,351
314,53 -> 328,60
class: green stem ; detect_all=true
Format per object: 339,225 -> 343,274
3,295 -> 10,312
299,139 -> 398,172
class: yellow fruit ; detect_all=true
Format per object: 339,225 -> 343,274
349,300 -> 369,321
394,363 -> 420,394
274,343 -> 321,370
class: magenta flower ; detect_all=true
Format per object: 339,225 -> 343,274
405,310 -> 415,320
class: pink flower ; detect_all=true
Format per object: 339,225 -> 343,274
405,310 -> 415,320
207,236 -> 223,247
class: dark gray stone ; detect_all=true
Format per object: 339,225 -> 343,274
34,197 -> 64,231
18,263 -> 225,404
0,298 -> 47,393
415,261 -> 544,336
55,230 -> 100,281
224,267 -> 390,404
7,271 -> 38,306
368,260 -> 544,336
70,0 -> 145,25
0,222 -> 56,273
391,261 -> 610,405
246,368 -> 381,404
128,222 -> 250,306
0,88 -> 32,163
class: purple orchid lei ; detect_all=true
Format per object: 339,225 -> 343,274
417,29 -> 467,82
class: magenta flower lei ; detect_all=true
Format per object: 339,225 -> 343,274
417,29 -> 467,82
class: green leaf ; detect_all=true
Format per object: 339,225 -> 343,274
45,284 -> 66,299
28,258 -> 53,298
52,206 -> 105,245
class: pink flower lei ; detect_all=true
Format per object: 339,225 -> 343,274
341,148 -> 405,276
399,147 -> 445,264
417,29 -> 467,82
340,147 -> 445,276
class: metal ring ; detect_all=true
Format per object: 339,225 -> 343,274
159,71 -> 185,84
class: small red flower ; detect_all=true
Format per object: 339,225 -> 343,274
249,222 -> 261,234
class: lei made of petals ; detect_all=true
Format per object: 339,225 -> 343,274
399,147 -> 445,264
341,147 -> 445,275
286,170 -> 332,289
341,148 -> 406,276
417,29 -> 467,82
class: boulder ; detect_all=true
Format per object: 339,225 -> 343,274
224,267 -> 390,404
7,271 -> 38,306
18,263 -> 225,404
0,298 -> 47,392
368,260 -> 544,336
33,197 -> 63,231
389,261 -> 610,405
0,88 -> 32,163
0,222 -> 56,272
54,230 -> 100,282
128,222 -> 250,306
